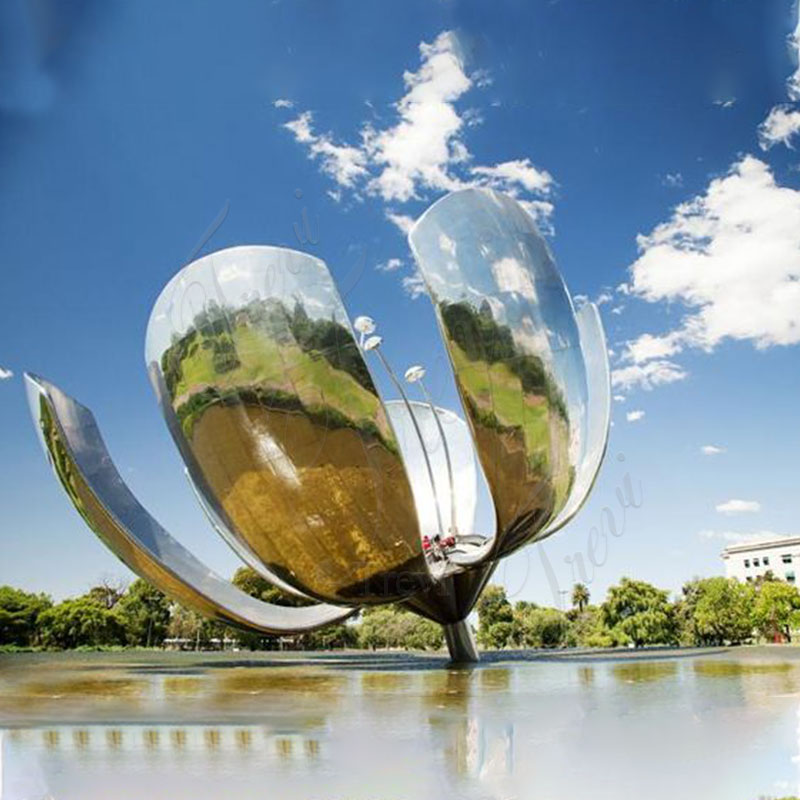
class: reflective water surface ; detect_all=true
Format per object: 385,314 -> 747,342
2,648 -> 800,800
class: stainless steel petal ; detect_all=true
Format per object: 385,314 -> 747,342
409,188 -> 591,559
182,467 -> 314,600
542,301 -> 611,536
145,246 -> 430,604
384,400 -> 477,540
24,373 -> 354,634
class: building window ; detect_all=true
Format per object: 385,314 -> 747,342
763,557 -> 770,566
753,558 -> 760,567
783,555 -> 792,564
787,572 -> 796,584
744,559 -> 751,568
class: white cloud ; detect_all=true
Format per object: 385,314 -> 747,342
0,367 -> 13,380
613,394 -> 626,402
758,105 -> 800,149
273,98 -> 294,109
376,257 -> 404,272
626,410 -> 645,422
385,210 -> 414,234
662,172 -> 683,187
625,156 -> 800,360
281,30 -> 555,229
363,31 -> 472,202
471,158 -> 553,195
716,499 -> 761,515
790,6 -> 800,101
284,111 -> 368,188
402,271 -> 427,299
611,360 -> 687,392
698,529 -> 788,544
701,444 -> 726,455
712,98 -> 736,109
491,256 -> 537,300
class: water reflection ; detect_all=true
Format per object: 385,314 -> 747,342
2,652 -> 800,800
612,661 -> 678,684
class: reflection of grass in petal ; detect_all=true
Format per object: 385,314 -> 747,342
175,326 -> 379,424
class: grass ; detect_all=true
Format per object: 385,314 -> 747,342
172,324 -> 380,425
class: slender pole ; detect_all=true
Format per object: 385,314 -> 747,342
418,379 -> 457,536
374,349 -> 446,536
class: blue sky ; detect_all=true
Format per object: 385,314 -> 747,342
1,0 -> 799,607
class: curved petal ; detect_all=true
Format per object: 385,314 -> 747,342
182,467 -> 314,601
24,373 -> 354,634
541,302 -> 611,536
145,246 -> 430,604
409,188 -> 590,559
384,400 -> 477,539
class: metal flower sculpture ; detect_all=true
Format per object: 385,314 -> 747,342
25,188 -> 610,662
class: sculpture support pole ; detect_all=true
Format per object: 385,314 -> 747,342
443,619 -> 479,663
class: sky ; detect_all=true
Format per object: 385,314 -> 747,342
1,0 -> 799,608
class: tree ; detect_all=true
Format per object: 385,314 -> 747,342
86,579 -> 126,610
37,597 -> 126,649
168,604 -> 227,650
565,606 -> 617,648
356,606 -> 443,651
476,585 -> 514,648
571,583 -> 590,613
514,605 -> 568,648
753,581 -> 800,642
678,577 -> 754,646
0,586 -> 52,646
115,579 -> 171,647
601,577 -> 677,647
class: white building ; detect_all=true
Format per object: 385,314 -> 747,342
722,536 -> 800,584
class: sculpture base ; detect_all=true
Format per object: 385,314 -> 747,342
443,620 -> 479,663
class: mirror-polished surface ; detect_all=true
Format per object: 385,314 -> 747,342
384,400 -> 477,545
409,188 -> 594,558
145,246 -> 429,605
543,302 -> 611,536
23,374 -> 354,634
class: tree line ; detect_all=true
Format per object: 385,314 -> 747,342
0,567 -> 442,652
2,570 -> 799,653
477,574 -> 800,650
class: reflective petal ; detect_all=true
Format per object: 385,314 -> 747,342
146,246 -> 429,604
409,188 -> 593,558
542,302 -> 611,536
24,374 -> 354,634
384,400 -> 477,539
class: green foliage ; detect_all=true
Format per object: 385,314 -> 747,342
476,585 -> 515,648
37,597 -> 126,649
357,606 -> 443,651
565,606 -> 619,648
440,300 -> 568,421
168,604 -> 228,650
571,583 -> 590,613
602,577 -> 677,647
514,605 -> 569,648
753,581 -> 800,642
114,579 -> 171,647
0,585 -> 52,646
678,577 -> 755,646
